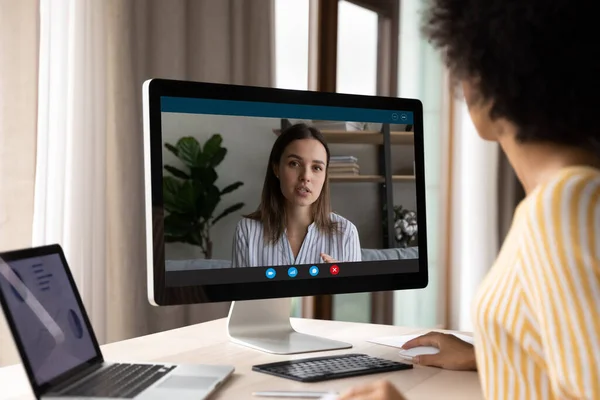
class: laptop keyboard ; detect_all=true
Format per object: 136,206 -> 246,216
57,363 -> 176,398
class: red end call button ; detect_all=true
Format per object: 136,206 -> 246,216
330,264 -> 340,275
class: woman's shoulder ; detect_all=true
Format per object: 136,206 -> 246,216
518,165 -> 600,247
524,166 -> 600,215
235,216 -> 264,232
329,212 -> 358,232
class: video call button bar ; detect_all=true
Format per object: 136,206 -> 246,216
165,259 -> 419,287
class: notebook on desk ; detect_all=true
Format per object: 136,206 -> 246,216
0,244 -> 234,399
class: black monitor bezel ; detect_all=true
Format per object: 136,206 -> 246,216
144,78 -> 429,306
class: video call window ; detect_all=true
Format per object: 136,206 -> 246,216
158,97 -> 419,286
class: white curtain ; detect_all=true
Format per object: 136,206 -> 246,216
392,0 -> 500,332
447,100 -> 499,331
33,0 -> 109,341
393,0 -> 447,329
1,0 -> 273,366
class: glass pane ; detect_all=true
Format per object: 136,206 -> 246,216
332,1 -> 378,323
274,0 -> 310,90
336,1 -> 378,95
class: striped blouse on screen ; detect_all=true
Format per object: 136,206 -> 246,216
231,212 -> 362,267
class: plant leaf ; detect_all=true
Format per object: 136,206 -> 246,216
192,179 -> 206,219
209,147 -> 227,167
164,165 -> 189,179
164,213 -> 194,236
174,180 -> 196,216
212,202 -> 244,226
192,167 -> 217,185
188,231 -> 204,247
163,177 -> 185,213
202,185 -> 221,219
220,181 -> 243,195
176,137 -> 202,167
203,134 -> 223,160
164,143 -> 179,157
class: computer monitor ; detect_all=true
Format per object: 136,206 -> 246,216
142,79 -> 428,355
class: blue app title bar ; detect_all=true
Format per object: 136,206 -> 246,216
160,96 -> 414,124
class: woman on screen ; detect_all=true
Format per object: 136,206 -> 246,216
338,0 -> 600,399
231,123 -> 361,268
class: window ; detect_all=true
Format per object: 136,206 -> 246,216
274,0 -> 310,91
336,1 -> 378,96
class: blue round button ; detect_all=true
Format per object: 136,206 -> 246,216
266,268 -> 276,279
309,266 -> 319,276
288,267 -> 298,278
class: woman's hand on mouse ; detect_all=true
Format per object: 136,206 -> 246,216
401,331 -> 477,371
338,379 -> 407,400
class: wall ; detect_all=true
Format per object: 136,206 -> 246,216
0,0 -> 39,368
161,113 -> 418,260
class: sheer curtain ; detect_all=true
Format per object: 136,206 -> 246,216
393,0 -> 502,331
393,0 -> 447,329
1,0 -> 274,366
446,100 -> 499,331
32,0 -> 110,341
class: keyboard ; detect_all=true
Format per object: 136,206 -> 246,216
252,353 -> 412,382
55,363 -> 176,398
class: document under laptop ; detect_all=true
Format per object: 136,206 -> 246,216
0,244 -> 234,399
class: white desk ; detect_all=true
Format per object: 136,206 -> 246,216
0,318 -> 484,399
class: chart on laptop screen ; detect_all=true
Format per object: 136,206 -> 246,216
0,253 -> 97,386
158,97 -> 420,287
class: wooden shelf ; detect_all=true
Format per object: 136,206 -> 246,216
329,175 -> 415,183
273,129 -> 413,145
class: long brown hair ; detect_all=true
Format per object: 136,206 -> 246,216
245,123 -> 338,244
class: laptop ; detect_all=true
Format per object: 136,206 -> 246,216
0,244 -> 234,399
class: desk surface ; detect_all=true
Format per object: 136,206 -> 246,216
0,318 -> 483,400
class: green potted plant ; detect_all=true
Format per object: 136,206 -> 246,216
162,134 -> 244,259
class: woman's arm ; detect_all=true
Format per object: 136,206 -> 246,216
344,222 -> 362,262
520,174 -> 600,399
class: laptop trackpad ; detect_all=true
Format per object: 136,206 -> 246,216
157,375 -> 218,390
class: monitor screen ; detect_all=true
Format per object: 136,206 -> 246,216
143,79 -> 428,305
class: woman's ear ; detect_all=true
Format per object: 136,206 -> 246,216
272,164 -> 279,179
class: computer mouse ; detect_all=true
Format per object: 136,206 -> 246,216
398,346 -> 440,359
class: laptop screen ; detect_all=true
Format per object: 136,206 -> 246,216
0,252 -> 99,386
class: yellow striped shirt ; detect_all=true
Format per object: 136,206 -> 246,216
472,166 -> 600,400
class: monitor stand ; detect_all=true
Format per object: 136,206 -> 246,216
226,297 -> 352,355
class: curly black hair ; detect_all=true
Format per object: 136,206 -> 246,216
421,0 -> 600,152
